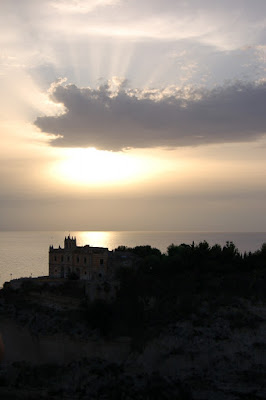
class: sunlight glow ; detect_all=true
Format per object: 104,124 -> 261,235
75,231 -> 112,248
51,147 -> 145,186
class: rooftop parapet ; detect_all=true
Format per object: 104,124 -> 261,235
64,235 -> 77,249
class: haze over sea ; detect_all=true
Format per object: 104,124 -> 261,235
1,231 -> 266,288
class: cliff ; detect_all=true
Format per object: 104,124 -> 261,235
1,294 -> 266,399
1,241 -> 266,399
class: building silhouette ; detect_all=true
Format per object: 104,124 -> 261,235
49,236 -> 109,280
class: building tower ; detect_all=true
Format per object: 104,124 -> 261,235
64,235 -> 77,249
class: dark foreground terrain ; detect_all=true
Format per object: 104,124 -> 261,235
1,241 -> 266,399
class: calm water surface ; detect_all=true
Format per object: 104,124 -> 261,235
0,231 -> 266,287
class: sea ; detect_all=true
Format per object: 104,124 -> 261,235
0,231 -> 266,288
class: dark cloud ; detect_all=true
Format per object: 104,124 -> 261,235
35,80 -> 266,151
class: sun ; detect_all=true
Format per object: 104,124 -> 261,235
50,147 -> 145,186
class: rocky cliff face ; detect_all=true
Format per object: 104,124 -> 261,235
1,278 -> 266,399
131,300 -> 266,399
0,318 -> 131,365
0,278 -> 130,365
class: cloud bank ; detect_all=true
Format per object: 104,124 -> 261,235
35,79 -> 266,151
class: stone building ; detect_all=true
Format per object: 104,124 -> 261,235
49,236 -> 109,280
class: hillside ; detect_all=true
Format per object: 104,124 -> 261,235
0,241 -> 266,399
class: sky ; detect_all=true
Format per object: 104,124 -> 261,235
1,0 -> 266,231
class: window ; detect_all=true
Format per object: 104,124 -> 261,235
67,256 -> 70,262
100,259 -> 104,265
77,256 -> 79,263
84,257 -> 87,263
61,255 -> 64,262
54,256 -> 57,261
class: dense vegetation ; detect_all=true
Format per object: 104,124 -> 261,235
86,241 -> 266,346
1,241 -> 266,399
2,240 -> 266,345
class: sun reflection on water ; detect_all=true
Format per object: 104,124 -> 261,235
73,231 -> 113,248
